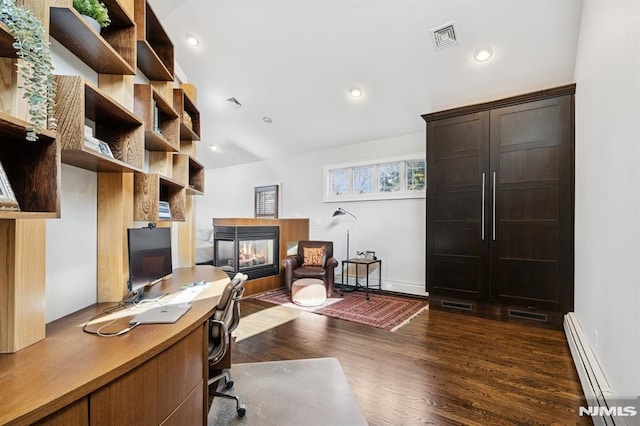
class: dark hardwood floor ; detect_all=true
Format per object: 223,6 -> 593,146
232,298 -> 592,425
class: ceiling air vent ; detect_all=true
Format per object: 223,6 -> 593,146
431,22 -> 458,49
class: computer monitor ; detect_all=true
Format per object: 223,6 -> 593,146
127,226 -> 172,301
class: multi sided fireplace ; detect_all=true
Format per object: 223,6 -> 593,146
213,225 -> 280,280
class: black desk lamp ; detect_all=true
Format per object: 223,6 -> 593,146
332,207 -> 357,259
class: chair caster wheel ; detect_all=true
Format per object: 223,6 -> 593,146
237,405 -> 247,417
225,380 -> 234,389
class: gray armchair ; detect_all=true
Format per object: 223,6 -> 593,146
282,241 -> 338,297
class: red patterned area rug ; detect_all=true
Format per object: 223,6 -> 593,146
252,288 -> 428,332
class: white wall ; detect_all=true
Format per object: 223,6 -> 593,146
45,39 -> 100,322
196,132 -> 427,296
573,0 -> 640,398
45,166 -> 97,322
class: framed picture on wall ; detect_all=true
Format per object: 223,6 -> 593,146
0,160 -> 20,211
255,185 -> 279,218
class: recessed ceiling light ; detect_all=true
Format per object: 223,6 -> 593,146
263,116 -> 272,124
474,47 -> 493,62
186,35 -> 199,47
349,87 -> 363,98
209,145 -> 220,152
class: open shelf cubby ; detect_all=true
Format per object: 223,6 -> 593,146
173,153 -> 204,195
54,75 -> 144,173
134,84 -> 180,152
134,0 -> 174,81
133,172 -> 185,222
0,113 -> 60,219
0,21 -> 59,219
173,88 -> 200,141
50,0 -> 136,75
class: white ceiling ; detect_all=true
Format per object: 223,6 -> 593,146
148,0 -> 583,169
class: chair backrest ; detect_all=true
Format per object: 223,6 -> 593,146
208,273 -> 247,364
297,241 -> 333,267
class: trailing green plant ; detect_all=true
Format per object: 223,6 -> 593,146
73,0 -> 111,28
0,0 -> 57,142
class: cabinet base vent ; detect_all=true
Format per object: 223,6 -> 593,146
509,309 -> 547,322
441,300 -> 472,311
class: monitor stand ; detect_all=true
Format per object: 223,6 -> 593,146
124,287 -> 167,304
137,289 -> 167,302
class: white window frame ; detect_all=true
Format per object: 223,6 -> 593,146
323,153 -> 426,202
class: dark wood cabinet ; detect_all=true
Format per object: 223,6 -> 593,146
423,85 -> 575,327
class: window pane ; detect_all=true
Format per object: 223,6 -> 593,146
378,163 -> 400,192
352,166 -> 374,194
329,169 -> 349,195
406,160 -> 425,191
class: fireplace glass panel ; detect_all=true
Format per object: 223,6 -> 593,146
239,239 -> 274,270
216,239 -> 235,273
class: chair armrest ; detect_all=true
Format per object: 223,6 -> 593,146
281,255 -> 301,292
208,318 -> 230,365
326,256 -> 338,269
282,254 -> 301,269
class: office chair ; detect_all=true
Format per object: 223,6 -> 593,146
208,273 -> 248,417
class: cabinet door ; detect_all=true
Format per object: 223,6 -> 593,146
90,325 -> 206,425
489,95 -> 573,311
426,112 -> 490,300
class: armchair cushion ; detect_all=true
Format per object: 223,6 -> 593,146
302,247 -> 324,266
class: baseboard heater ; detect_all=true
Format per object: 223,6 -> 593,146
564,313 -> 618,426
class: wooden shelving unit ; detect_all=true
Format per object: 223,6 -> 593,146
134,84 -> 180,152
173,153 -> 204,195
54,75 -> 144,173
50,0 -> 136,75
0,2 -> 58,354
0,112 -> 60,219
173,88 -> 201,141
134,172 -> 185,222
134,0 -> 174,81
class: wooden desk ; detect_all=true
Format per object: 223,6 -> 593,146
0,265 -> 230,426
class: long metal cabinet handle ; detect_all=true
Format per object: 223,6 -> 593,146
492,172 -> 496,241
481,173 -> 485,240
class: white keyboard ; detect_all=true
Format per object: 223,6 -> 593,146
169,285 -> 206,305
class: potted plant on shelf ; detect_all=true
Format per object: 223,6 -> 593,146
0,0 -> 57,142
73,0 -> 111,32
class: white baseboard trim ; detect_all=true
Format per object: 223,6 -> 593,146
382,280 -> 428,296
564,313 -> 637,425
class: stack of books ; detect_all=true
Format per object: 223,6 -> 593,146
152,99 -> 162,135
158,201 -> 171,220
83,125 -> 101,152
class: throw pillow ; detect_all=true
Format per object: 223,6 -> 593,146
302,247 -> 324,266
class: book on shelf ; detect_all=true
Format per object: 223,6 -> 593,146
152,99 -> 160,133
84,135 -> 100,151
158,201 -> 171,219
